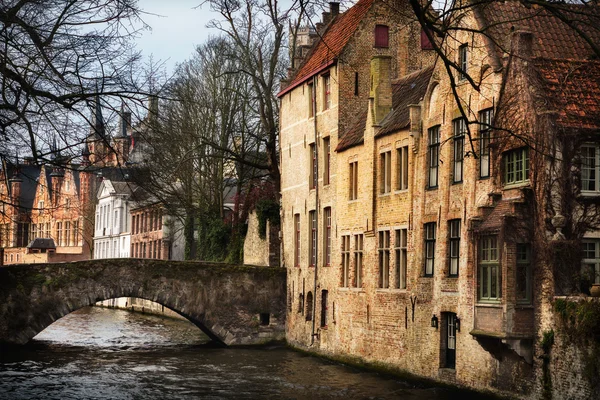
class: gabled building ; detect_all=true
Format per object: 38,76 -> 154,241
93,179 -> 137,259
280,0 -> 600,398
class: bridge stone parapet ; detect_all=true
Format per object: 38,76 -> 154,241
0,259 -> 286,346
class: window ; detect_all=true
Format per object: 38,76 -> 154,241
320,290 -> 328,328
504,147 -> 529,186
65,198 -> 71,211
294,214 -> 301,267
395,229 -> 407,289
38,200 -> 44,214
56,222 -> 62,246
453,118 -> 466,183
323,137 -> 331,185
581,144 -> 599,193
354,72 -> 359,96
428,126 -> 440,188
298,293 -> 304,314
354,234 -> 363,288
65,221 -> 71,246
323,207 -> 331,266
448,220 -> 461,276
442,312 -> 457,369
458,44 -> 468,80
306,291 -> 313,321
583,240 -> 600,285
341,235 -> 350,287
378,230 -> 390,288
323,74 -> 331,111
479,236 -> 501,301
349,161 -> 358,200
73,220 -> 79,245
479,109 -> 493,178
374,25 -> 389,48
308,82 -> 314,117
396,146 -> 409,190
516,244 -> 532,303
309,210 -> 317,267
424,222 -> 436,276
380,151 -> 392,194
309,143 -> 317,189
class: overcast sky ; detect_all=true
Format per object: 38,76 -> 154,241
135,0 -> 219,74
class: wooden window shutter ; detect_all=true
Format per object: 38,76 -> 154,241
374,25 -> 389,48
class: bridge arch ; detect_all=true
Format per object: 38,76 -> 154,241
0,259 -> 286,346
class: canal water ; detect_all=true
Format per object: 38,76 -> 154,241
0,306 -> 495,399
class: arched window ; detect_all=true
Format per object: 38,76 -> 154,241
298,293 -> 304,314
305,291 -> 313,321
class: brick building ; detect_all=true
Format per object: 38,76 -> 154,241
280,1 -> 600,398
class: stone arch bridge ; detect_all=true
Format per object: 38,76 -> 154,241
0,259 -> 286,346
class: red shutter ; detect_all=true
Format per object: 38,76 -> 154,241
421,28 -> 434,50
374,25 -> 389,48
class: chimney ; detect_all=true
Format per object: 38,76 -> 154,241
511,30 -> 533,60
409,104 -> 422,152
369,55 -> 393,125
148,95 -> 159,122
322,11 -> 331,26
330,2 -> 340,18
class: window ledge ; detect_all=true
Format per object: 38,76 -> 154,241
394,189 -> 409,194
503,181 -> 530,190
378,192 -> 391,198
376,288 -> 408,293
452,181 -> 463,185
515,303 -> 534,309
348,199 -> 359,204
476,302 -> 502,307
579,191 -> 600,198
426,186 -> 439,191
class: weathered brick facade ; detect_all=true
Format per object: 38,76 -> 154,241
280,1 -> 600,399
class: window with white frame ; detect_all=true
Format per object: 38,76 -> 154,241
448,220 -> 460,276
424,222 -> 436,276
479,236 -> 501,301
354,234 -> 363,288
504,147 -> 529,186
341,235 -> 350,287
516,243 -> 532,303
428,126 -> 440,188
479,109 -> 493,178
452,118 -> 466,183
395,228 -> 407,289
582,240 -> 600,285
378,230 -> 390,288
397,146 -> 409,190
308,82 -> 314,118
380,151 -> 392,194
581,144 -> 599,193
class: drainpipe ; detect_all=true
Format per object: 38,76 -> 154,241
311,75 -> 319,345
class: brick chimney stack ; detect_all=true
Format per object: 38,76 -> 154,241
370,55 -> 393,125
330,2 -> 340,18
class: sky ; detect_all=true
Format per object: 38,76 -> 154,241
135,0 -> 219,74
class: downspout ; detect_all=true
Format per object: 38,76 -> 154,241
311,75 -> 319,345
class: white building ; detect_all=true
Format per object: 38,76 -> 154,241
93,180 -> 136,259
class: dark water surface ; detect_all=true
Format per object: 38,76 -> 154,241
0,307 -> 495,399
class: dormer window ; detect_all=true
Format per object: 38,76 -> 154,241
374,25 -> 389,48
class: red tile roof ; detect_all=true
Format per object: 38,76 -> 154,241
477,1 -> 600,60
278,0 -> 375,97
535,58 -> 600,131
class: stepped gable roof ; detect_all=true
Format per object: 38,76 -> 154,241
278,0 -> 375,97
534,58 -> 600,131
336,109 -> 367,151
476,1 -> 600,60
377,66 -> 434,138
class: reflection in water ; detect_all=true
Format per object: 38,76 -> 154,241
0,307 -> 496,399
